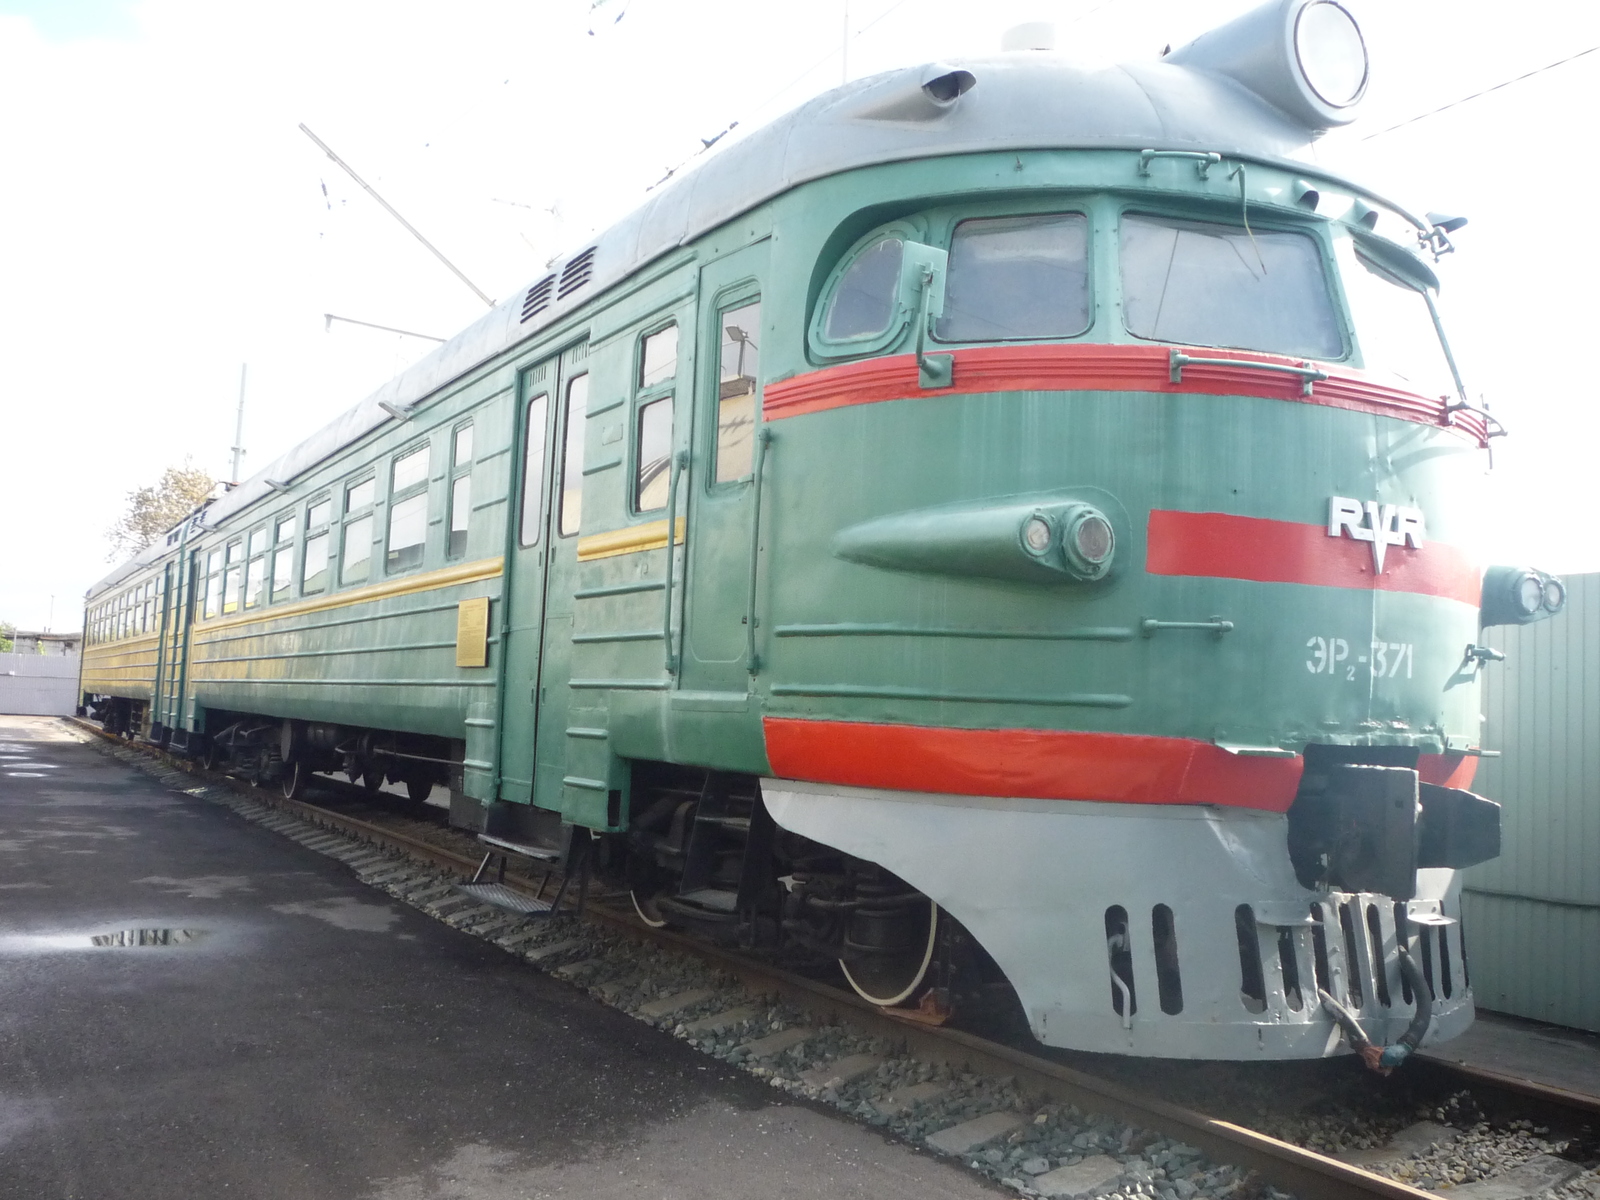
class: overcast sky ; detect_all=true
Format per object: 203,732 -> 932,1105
2,0 -> 1596,631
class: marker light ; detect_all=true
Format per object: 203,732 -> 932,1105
1022,515 -> 1053,556
1294,1 -> 1368,108
1543,577 -> 1567,614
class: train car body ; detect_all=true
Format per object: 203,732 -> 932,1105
81,0 -> 1565,1061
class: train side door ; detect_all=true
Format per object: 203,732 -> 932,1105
495,352 -> 561,802
678,241 -> 769,697
531,344 -> 592,813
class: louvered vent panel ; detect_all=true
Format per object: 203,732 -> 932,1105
557,247 -> 596,299
520,274 -> 556,323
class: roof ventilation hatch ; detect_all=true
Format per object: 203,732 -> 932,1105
521,274 -> 555,323
557,247 -> 597,300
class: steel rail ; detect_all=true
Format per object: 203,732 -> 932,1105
74,719 -> 1566,1200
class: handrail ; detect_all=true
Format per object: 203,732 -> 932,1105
1169,348 -> 1328,397
1139,149 -> 1222,179
745,428 -> 773,673
661,451 -> 687,674
1141,617 -> 1234,637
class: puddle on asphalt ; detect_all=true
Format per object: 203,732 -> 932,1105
0,928 -> 210,952
90,928 -> 207,948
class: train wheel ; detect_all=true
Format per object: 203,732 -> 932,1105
404,775 -> 433,806
198,740 -> 220,771
630,890 -> 668,929
360,764 -> 384,795
839,899 -> 939,1008
281,759 -> 308,801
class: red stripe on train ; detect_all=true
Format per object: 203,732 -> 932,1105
762,343 -> 1488,446
762,717 -> 1304,812
1146,510 -> 1482,607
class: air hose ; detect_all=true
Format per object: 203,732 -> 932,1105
1318,943 -> 1432,1075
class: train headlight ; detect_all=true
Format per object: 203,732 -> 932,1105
1294,1 -> 1367,108
1481,565 -> 1568,628
1062,507 -> 1115,580
1165,0 -> 1368,133
1516,573 -> 1544,617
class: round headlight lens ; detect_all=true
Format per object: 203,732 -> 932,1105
1022,516 -> 1053,555
1543,577 -> 1566,613
1073,514 -> 1114,564
1294,1 -> 1368,108
1516,573 -> 1544,616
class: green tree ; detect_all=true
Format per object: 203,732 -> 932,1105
106,461 -> 217,561
0,621 -> 13,653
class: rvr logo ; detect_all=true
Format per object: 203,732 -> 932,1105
1328,497 -> 1425,574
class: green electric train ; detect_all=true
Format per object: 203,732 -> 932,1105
80,0 -> 1564,1061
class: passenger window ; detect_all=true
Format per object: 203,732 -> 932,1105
936,214 -> 1090,342
270,515 -> 296,603
823,238 -> 902,340
392,444 -> 428,492
519,393 -> 549,548
307,498 -> 331,529
222,542 -> 243,614
1120,213 -> 1342,360
204,550 -> 222,619
341,515 -> 373,584
302,532 -> 329,595
386,443 -> 430,574
386,493 -> 426,571
558,374 -> 589,537
634,397 -> 672,512
346,478 -> 375,513
716,300 -> 760,482
244,526 -> 268,608
272,543 -> 294,602
640,325 -> 678,388
449,423 -> 473,559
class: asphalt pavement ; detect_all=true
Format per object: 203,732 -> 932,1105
0,715 -> 1000,1200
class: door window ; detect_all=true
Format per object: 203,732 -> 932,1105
558,374 -> 589,536
518,393 -> 549,548
448,423 -> 473,559
715,300 -> 760,483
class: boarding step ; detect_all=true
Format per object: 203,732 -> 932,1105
456,829 -> 592,918
452,882 -> 555,915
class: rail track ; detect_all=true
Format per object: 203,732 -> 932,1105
73,718 -> 1598,1200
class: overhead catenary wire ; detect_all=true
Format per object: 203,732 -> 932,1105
1362,43 -> 1600,141
299,123 -> 496,308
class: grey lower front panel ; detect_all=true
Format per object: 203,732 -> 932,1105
762,779 -> 1473,1060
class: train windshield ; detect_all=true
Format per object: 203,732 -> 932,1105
1335,237 -> 1459,400
935,214 -> 1090,341
1120,214 -> 1343,360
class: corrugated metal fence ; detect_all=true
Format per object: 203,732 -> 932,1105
1466,572 -> 1600,1031
0,653 -> 81,716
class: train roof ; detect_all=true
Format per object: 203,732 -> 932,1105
94,1 -> 1397,598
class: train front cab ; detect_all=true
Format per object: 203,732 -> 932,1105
728,152 -> 1564,1059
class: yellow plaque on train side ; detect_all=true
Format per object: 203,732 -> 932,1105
455,597 -> 490,668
